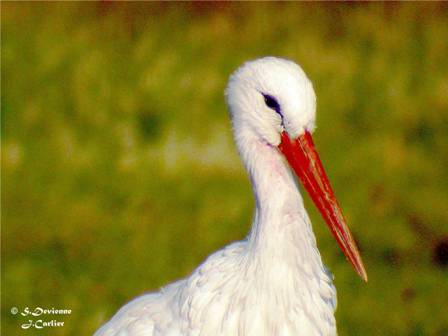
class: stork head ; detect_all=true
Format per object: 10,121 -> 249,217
226,57 -> 316,146
226,57 -> 367,281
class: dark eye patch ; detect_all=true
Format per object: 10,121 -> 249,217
262,93 -> 282,118
263,94 -> 280,111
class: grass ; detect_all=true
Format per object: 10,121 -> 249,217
2,2 -> 448,335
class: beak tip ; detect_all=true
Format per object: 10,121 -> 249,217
356,262 -> 368,282
361,271 -> 368,282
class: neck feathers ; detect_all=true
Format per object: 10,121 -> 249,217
241,135 -> 320,266
236,130 -> 337,334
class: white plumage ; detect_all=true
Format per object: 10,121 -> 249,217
95,57 -> 366,336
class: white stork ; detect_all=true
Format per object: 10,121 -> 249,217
95,57 -> 367,336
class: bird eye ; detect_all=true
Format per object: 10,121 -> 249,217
263,94 -> 281,113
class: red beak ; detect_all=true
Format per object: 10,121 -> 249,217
278,131 -> 367,281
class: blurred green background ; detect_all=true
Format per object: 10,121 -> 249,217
2,2 -> 448,335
